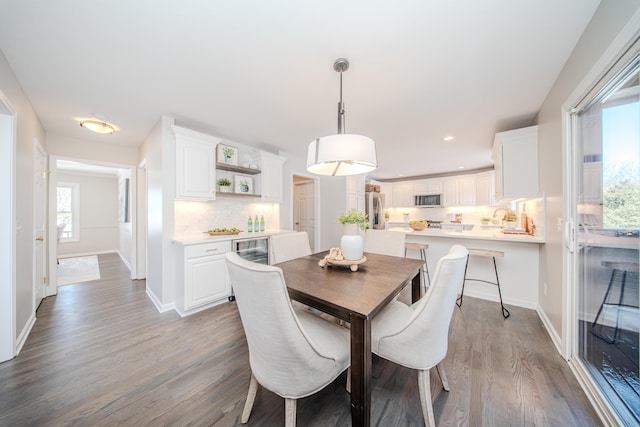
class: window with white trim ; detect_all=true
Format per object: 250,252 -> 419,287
57,182 -> 79,241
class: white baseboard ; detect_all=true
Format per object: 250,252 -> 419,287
536,304 -> 562,355
174,298 -> 229,318
15,312 -> 36,356
117,250 -> 132,271
58,249 -> 117,259
146,288 -> 174,313
462,288 -> 537,310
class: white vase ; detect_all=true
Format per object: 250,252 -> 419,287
219,186 -> 231,193
340,224 -> 363,260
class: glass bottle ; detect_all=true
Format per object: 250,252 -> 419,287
260,215 -> 265,232
254,215 -> 259,232
247,216 -> 253,233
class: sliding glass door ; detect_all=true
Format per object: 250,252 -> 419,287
571,53 -> 639,425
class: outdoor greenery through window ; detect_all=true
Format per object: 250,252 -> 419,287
602,101 -> 640,228
57,182 -> 79,240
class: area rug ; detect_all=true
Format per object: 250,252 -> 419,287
57,255 -> 101,286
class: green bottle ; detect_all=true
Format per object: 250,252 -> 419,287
247,216 -> 253,233
254,215 -> 259,232
260,215 -> 265,232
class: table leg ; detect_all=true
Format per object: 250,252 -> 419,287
411,271 -> 421,303
349,315 -> 371,427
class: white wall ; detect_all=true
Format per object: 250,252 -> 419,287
0,48 -> 47,356
139,116 -> 176,310
536,0 -> 640,342
47,133 -> 139,165
57,172 -> 119,256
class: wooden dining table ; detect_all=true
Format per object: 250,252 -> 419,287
276,251 -> 423,427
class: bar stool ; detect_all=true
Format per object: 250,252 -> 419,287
456,248 -> 510,319
591,261 -> 639,344
404,243 -> 430,293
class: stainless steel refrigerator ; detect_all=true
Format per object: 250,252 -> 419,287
365,192 -> 385,229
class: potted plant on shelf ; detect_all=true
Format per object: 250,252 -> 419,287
337,209 -> 369,260
217,178 -> 232,193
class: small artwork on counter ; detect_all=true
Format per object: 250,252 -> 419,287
234,175 -> 253,194
217,144 -> 238,165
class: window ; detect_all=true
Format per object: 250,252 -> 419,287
57,182 -> 79,241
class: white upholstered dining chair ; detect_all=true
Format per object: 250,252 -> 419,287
371,244 -> 468,427
270,231 -> 312,264
225,252 -> 350,427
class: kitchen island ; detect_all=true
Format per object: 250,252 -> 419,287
389,226 -> 545,310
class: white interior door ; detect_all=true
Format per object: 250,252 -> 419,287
294,179 -> 316,252
33,141 -> 47,309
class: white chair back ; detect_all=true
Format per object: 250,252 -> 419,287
270,231 -> 312,264
375,244 -> 468,369
363,229 -> 405,257
225,252 -> 346,398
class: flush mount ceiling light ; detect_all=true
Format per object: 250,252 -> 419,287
307,58 -> 377,176
79,119 -> 116,134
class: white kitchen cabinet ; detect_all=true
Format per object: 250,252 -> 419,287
392,181 -> 413,207
581,161 -> 602,203
492,125 -> 539,200
260,152 -> 287,203
173,126 -> 222,200
443,176 -> 475,206
176,240 -> 232,316
347,175 -> 365,212
475,171 -> 495,205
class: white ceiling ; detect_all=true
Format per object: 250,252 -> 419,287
0,0 -> 600,180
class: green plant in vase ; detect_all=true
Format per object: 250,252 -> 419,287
217,177 -> 232,193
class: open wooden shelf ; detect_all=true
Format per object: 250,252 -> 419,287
216,162 -> 261,175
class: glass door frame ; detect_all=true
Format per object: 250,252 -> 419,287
563,28 -> 640,426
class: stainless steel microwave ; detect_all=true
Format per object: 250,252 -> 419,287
414,194 -> 443,207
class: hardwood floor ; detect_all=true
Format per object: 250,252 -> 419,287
0,253 -> 600,426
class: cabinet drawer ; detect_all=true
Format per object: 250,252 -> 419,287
186,241 -> 231,258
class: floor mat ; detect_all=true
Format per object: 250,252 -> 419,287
57,255 -> 101,286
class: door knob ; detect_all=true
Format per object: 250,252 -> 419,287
36,236 -> 44,241
295,222 -> 300,225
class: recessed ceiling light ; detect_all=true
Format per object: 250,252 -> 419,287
79,119 -> 116,134
458,166 -> 465,169
443,136 -> 455,141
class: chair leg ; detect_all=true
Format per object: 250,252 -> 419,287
492,256 -> 510,319
346,367 -> 351,393
418,369 -> 437,427
456,255 -> 470,308
435,363 -> 450,392
285,398 -> 297,427
241,373 -> 259,423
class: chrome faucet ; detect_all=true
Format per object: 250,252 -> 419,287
492,208 -> 508,219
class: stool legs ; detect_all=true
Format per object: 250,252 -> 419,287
457,254 -> 510,319
591,268 -> 627,344
405,247 -> 430,294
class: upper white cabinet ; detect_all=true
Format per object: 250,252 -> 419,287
260,152 -> 287,203
347,175 -> 366,212
475,171 -> 495,205
581,161 -> 602,203
492,125 -> 539,200
443,177 -> 475,206
173,126 -> 222,200
392,181 -> 413,207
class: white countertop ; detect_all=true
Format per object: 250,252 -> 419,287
387,226 -> 546,244
173,229 -> 294,245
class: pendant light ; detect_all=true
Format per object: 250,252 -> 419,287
306,58 -> 377,176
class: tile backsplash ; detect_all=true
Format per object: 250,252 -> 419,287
174,199 -> 280,237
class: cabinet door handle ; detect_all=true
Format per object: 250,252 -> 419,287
205,248 -> 219,252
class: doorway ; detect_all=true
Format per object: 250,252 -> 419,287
0,91 -> 16,361
292,174 -> 317,252
33,140 -> 47,309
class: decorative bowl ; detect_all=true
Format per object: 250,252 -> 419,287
409,222 -> 427,231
